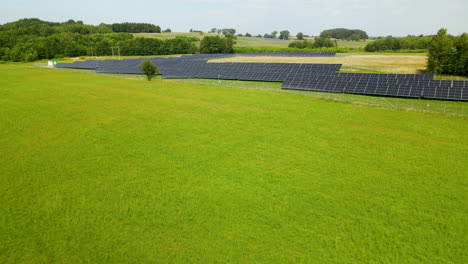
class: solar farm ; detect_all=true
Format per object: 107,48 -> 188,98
56,53 -> 468,101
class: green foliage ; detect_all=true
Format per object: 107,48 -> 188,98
245,33 -> 252,37
0,19 -> 197,62
454,33 -> 468,76
162,28 -> 172,33
221,28 -> 236,35
263,31 -> 278,39
224,33 -> 237,40
313,37 -> 338,48
427,29 -> 454,74
427,29 -> 468,76
365,36 -> 431,52
288,38 -> 337,49
279,30 -> 290,40
320,28 -> 368,40
288,40 -> 310,49
296,32 -> 304,40
111,22 -> 161,33
189,29 -> 203,33
140,60 -> 159,81
199,36 -> 233,54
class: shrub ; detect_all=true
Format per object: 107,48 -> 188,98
140,60 -> 159,81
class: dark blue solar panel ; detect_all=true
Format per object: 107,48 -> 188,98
55,54 -> 467,101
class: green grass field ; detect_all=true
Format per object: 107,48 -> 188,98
235,37 -> 292,48
1,64 -> 467,263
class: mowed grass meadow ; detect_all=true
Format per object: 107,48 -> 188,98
0,64 -> 467,263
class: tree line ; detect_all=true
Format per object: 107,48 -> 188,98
288,38 -> 337,49
107,22 -> 161,33
364,36 -> 432,52
0,19 -> 195,62
209,28 -> 237,35
261,30 -> 290,40
320,28 -> 368,40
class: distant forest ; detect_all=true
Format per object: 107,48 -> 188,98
365,36 -> 432,52
0,19 -> 195,62
109,22 -> 161,33
320,28 -> 368,41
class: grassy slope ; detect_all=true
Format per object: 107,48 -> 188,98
235,37 -> 292,48
0,65 -> 467,263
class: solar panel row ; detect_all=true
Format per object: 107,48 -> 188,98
55,53 -> 468,101
55,52 -> 336,70
282,73 -> 467,100
162,63 -> 342,81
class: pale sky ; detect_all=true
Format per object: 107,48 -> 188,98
1,0 -> 467,36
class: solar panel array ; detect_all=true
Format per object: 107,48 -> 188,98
282,73 -> 467,101
55,60 -> 100,69
162,63 -> 342,81
55,53 -> 468,101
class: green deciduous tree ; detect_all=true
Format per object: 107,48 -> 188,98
427,28 -> 455,74
296,32 -> 304,40
454,33 -> 468,76
288,38 -> 337,49
199,36 -> 233,54
320,28 -> 368,40
140,60 -> 159,81
221,28 -> 236,35
426,29 -> 468,76
279,30 -> 290,40
111,23 -> 161,33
